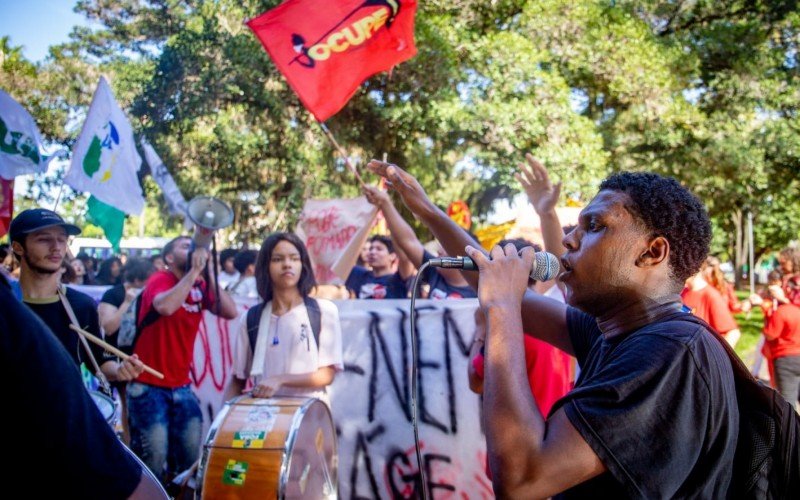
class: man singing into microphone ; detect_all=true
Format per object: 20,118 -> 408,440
367,158 -> 737,497
127,236 -> 238,485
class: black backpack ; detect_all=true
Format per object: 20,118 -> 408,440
675,314 -> 800,498
246,296 -> 322,355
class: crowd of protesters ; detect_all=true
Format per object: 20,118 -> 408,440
2,162 -> 798,494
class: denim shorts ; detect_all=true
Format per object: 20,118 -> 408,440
127,382 -> 203,483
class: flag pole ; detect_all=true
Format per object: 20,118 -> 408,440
52,182 -> 66,212
318,122 -> 366,188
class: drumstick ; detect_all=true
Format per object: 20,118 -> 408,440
69,324 -> 165,379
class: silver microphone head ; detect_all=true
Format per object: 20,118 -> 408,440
531,251 -> 560,282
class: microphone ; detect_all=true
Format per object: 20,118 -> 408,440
429,251 -> 560,282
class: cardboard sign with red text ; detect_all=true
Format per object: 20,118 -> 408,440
296,197 -> 378,284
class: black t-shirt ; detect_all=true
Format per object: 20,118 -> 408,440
24,287 -> 113,374
1,281 -> 142,498
101,283 -> 126,309
553,307 -> 738,498
100,284 -> 140,353
420,250 -> 477,299
345,266 -> 408,299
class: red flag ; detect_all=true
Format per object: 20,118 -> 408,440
247,0 -> 417,121
0,178 -> 13,237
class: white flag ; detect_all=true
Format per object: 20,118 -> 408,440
0,89 -> 62,179
65,77 -> 144,215
140,137 -> 188,219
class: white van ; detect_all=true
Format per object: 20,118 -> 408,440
69,236 -> 171,259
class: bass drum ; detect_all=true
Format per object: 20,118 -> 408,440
197,396 -> 337,499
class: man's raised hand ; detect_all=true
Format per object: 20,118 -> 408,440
366,159 -> 434,217
515,154 -> 562,216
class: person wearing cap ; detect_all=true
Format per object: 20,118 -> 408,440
9,208 -> 145,384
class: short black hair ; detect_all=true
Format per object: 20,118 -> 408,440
219,248 -> 238,265
233,250 -> 257,274
0,244 -> 8,261
76,252 -> 94,267
163,235 -> 190,257
149,253 -> 163,263
600,172 -> 711,282
123,258 -> 155,284
255,232 -> 316,302
369,234 -> 394,254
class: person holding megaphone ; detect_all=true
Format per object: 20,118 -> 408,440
127,233 -> 238,487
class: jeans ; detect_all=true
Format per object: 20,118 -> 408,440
127,382 -> 203,484
773,355 -> 800,411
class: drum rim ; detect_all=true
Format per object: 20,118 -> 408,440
88,389 -> 118,423
196,400 -> 234,499
278,398 -> 337,499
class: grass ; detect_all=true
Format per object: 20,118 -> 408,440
733,290 -> 764,365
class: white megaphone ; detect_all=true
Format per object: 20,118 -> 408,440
186,196 -> 234,249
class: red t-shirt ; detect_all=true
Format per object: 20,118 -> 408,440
762,303 -> 800,360
681,285 -> 738,335
135,270 -> 213,388
722,282 -> 742,313
473,334 -> 573,417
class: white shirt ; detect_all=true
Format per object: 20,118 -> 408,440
233,298 -> 344,403
218,270 -> 240,290
228,275 -> 258,299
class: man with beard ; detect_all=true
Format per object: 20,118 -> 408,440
366,158 -> 737,498
9,209 -> 144,385
127,235 -> 238,485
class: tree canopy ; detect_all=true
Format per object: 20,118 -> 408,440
2,0 -> 798,261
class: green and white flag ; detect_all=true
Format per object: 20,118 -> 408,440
86,195 -> 125,252
65,77 -> 145,215
0,89 -> 63,179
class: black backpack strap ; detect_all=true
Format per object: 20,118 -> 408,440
136,300 -> 160,333
247,302 -> 267,355
247,298 -> 321,354
303,296 -> 322,348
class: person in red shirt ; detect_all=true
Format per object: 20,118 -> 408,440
761,280 -> 800,412
702,256 -> 742,313
127,236 -> 238,485
682,270 -> 741,347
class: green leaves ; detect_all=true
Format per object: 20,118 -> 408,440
5,0 -> 798,255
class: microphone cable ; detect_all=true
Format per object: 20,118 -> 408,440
409,260 -> 431,500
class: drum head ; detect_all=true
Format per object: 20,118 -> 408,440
281,399 -> 337,499
89,390 -> 117,424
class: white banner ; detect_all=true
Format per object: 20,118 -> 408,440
65,76 -> 144,215
296,197 -> 378,285
70,287 -> 493,498
193,299 -> 492,499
